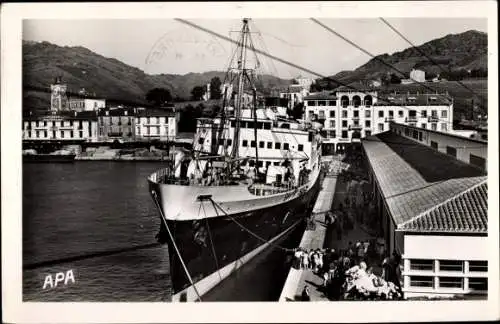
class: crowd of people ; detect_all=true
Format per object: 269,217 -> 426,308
295,147 -> 403,301
294,246 -> 403,301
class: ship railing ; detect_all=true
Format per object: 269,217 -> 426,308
150,168 -> 190,186
249,181 -> 300,196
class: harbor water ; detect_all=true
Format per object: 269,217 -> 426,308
22,162 -> 301,301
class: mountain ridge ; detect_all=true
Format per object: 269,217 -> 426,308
22,40 -> 292,110
329,29 -> 487,83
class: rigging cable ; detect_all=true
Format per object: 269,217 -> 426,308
208,197 -> 297,253
199,201 -> 223,282
174,18 -> 460,126
379,17 -> 486,103
151,190 -> 203,302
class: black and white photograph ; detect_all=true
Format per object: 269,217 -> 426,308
2,1 -> 498,323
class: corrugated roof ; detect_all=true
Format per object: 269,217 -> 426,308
362,131 -> 487,233
400,181 -> 487,233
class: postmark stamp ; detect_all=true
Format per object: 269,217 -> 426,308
145,27 -> 227,66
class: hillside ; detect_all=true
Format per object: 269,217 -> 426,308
330,30 -> 487,83
22,41 -> 291,110
323,30 -> 488,118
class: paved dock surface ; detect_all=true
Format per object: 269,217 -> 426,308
279,156 -> 377,302
279,157 -> 341,302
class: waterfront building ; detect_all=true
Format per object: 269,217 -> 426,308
68,98 -> 106,112
362,122 -> 488,299
22,110 -> 98,142
97,107 -> 136,142
134,108 -> 179,142
279,86 -> 309,110
304,88 -> 453,154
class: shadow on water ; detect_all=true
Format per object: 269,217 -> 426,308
23,242 -> 161,270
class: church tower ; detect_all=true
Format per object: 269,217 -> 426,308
50,76 -> 68,112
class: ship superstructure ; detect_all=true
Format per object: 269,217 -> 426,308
147,18 -> 322,301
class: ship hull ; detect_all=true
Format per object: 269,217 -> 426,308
148,168 -> 322,301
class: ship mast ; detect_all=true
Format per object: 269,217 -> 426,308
230,18 -> 251,160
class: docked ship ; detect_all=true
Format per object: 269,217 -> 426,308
147,18 -> 323,302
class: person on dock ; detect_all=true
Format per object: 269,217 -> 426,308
301,285 -> 311,301
302,250 -> 310,270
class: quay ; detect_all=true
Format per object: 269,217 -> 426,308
279,154 -> 376,302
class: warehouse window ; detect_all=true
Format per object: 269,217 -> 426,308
259,141 -> 265,148
410,259 -> 434,271
251,140 -> 256,148
439,277 -> 463,289
298,144 -> 304,151
469,278 -> 487,291
469,154 -> 486,170
284,143 -> 290,150
446,146 -> 457,157
439,260 -> 463,272
275,142 -> 281,150
242,140 -> 248,147
410,276 -> 434,288
469,261 -> 487,272
431,141 -> 438,150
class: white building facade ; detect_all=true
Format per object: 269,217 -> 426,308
304,89 -> 453,154
23,112 -> 99,142
134,109 -> 179,142
410,69 -> 426,83
279,86 -> 309,109
69,98 -> 106,112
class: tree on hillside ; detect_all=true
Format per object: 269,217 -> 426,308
146,88 -> 172,106
381,74 -> 390,87
389,73 -> 402,84
191,86 -> 205,101
179,104 -> 204,132
310,82 -> 323,92
288,102 -> 304,120
210,77 -> 222,100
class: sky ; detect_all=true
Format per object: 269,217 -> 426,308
23,18 -> 487,79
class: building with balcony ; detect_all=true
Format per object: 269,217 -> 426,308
134,108 -> 179,142
22,110 -> 98,142
304,88 -> 453,154
361,122 -> 488,299
97,107 -> 136,142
